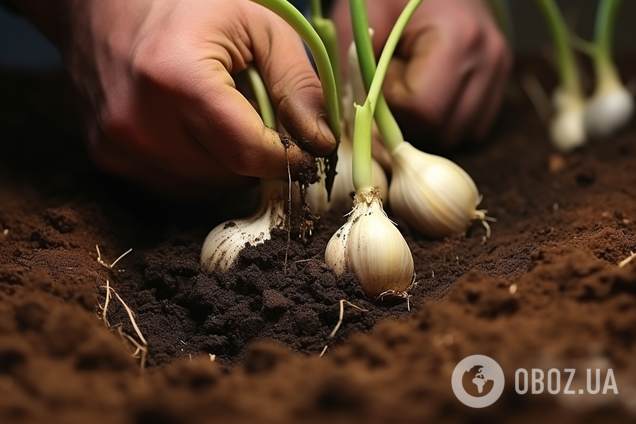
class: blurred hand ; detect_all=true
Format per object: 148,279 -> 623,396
17,0 -> 336,196
331,0 -> 512,147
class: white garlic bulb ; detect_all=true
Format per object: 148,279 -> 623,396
584,71 -> 634,138
307,137 -> 388,213
201,179 -> 286,272
550,88 -> 586,152
325,187 -> 414,299
389,142 -> 488,239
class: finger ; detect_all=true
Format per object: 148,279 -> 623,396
88,132 -> 249,198
472,37 -> 513,140
383,30 -> 469,131
178,59 -> 311,180
247,4 -> 337,157
440,62 -> 491,144
91,75 -> 267,187
88,110 -> 260,189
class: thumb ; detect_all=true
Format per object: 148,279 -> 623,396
247,4 -> 337,157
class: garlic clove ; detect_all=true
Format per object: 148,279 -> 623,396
200,180 -> 286,272
584,78 -> 634,138
325,188 -> 414,299
389,142 -> 484,239
550,88 -> 586,152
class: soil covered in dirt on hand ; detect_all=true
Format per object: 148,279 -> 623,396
3,57 -> 636,423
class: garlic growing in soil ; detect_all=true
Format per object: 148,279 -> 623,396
550,88 -> 586,152
325,188 -> 414,299
534,0 -> 587,152
584,73 -> 634,138
584,0 -> 633,138
389,142 -> 488,239
201,180 -> 286,272
323,0 -> 421,299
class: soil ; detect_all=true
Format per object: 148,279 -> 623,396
2,56 -> 636,423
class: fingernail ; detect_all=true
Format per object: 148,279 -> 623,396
318,116 -> 337,148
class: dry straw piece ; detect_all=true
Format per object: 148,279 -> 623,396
96,245 -> 132,269
100,280 -> 148,370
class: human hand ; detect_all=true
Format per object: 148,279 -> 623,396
16,0 -> 336,196
331,0 -> 512,147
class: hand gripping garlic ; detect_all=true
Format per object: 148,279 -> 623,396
584,71 -> 634,138
325,187 -> 414,299
550,88 -> 586,152
389,142 -> 489,239
201,180 -> 286,272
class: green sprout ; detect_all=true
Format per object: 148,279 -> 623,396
349,0 -> 404,154
351,0 -> 423,190
309,0 -> 343,109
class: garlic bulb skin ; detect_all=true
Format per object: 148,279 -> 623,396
550,88 -> 586,152
584,72 -> 634,138
389,142 -> 483,239
201,180 -> 286,272
307,137 -> 388,214
325,188 -> 414,299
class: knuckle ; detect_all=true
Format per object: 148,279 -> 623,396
131,38 -> 184,91
99,100 -> 135,144
487,32 -> 508,64
455,17 -> 483,51
270,64 -> 322,105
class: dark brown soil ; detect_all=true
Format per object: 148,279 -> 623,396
2,56 -> 636,423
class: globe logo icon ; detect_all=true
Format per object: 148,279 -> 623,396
452,355 -> 505,408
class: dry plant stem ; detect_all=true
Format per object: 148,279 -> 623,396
319,345 -> 328,357
329,299 -> 369,339
281,143 -> 293,276
111,289 -> 148,346
117,327 -> 148,371
101,281 -> 149,370
96,245 -> 132,269
102,279 -> 111,326
619,251 -> 636,267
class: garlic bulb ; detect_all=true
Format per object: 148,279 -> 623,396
389,142 -> 488,239
307,137 -> 388,213
550,88 -> 586,152
325,187 -> 414,299
584,71 -> 634,138
201,180 -> 286,272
